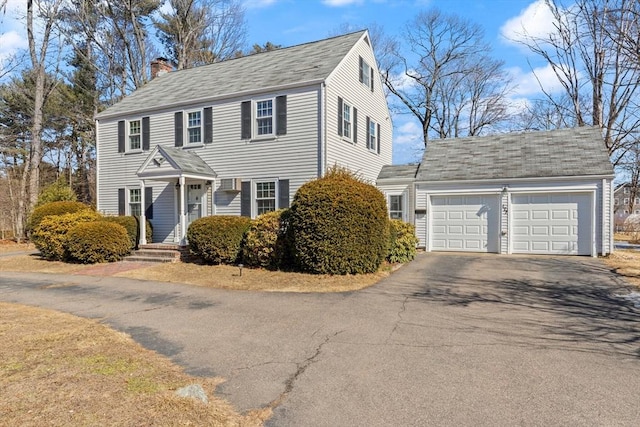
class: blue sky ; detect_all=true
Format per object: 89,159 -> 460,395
0,0 -> 558,165
241,0 -> 560,164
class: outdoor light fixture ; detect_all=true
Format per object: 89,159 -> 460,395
238,264 -> 244,277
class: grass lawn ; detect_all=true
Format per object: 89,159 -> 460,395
0,302 -> 268,426
0,240 -> 393,293
602,250 -> 640,287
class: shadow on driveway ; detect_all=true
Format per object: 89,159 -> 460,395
399,253 -> 640,359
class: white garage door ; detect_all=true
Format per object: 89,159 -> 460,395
511,193 -> 592,255
431,195 -> 500,252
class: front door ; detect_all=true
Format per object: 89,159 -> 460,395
187,183 -> 205,227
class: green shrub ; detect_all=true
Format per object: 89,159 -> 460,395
387,219 -> 419,263
31,210 -> 102,260
28,201 -> 92,233
187,215 -> 251,264
102,216 -> 153,248
288,167 -> 389,274
36,180 -> 77,207
242,210 -> 286,269
66,221 -> 132,264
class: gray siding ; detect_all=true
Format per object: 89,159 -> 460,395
97,86 -> 321,242
324,35 -> 392,182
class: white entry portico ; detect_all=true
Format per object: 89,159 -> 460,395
136,146 -> 217,245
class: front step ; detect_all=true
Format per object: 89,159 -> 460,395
124,244 -> 191,263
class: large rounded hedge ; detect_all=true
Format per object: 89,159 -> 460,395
31,210 -> 102,260
187,215 -> 252,264
242,209 -> 285,269
102,216 -> 153,248
288,168 -> 389,274
66,221 -> 132,263
387,219 -> 419,263
27,201 -> 92,233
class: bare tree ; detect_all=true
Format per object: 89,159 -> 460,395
155,0 -> 246,69
20,0 -> 63,239
59,0 -> 161,103
380,9 -> 513,146
514,0 -> 640,166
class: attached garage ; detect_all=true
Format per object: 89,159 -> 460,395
407,127 -> 615,256
431,195 -> 500,252
511,193 -> 592,255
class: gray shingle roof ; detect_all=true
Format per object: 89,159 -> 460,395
416,127 -> 614,182
96,31 -> 366,119
159,146 -> 216,177
377,164 -> 419,180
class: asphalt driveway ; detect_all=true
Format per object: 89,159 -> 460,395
1,253 -> 639,426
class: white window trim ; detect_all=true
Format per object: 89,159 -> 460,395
128,187 -> 142,216
361,59 -> 371,89
341,99 -> 353,142
253,178 -> 279,218
127,119 -> 142,152
185,109 -> 203,145
388,193 -> 407,222
253,98 -> 276,140
368,118 -> 377,152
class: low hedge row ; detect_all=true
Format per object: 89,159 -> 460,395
189,213 -> 418,273
28,202 -> 153,264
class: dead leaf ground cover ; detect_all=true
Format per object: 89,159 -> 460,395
0,302 -> 267,426
0,240 -> 34,254
0,241 -> 392,292
602,250 -> 640,288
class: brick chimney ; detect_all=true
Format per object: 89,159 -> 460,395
150,57 -> 173,79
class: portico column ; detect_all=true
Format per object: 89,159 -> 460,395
139,179 -> 147,245
179,176 -> 186,245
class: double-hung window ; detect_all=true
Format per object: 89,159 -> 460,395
129,120 -> 141,150
361,60 -> 371,88
256,99 -> 274,136
368,119 -> 377,151
342,101 -> 352,139
187,111 -> 202,144
389,195 -> 404,220
255,181 -> 276,215
129,188 -> 142,216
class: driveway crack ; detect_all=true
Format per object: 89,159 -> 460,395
267,329 -> 344,411
386,296 -> 409,344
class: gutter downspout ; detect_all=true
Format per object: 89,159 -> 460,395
95,120 -> 100,212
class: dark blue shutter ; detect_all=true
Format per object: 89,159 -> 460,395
117,120 -> 125,153
337,97 -> 343,136
142,116 -> 150,150
118,188 -> 125,215
174,112 -> 183,147
204,107 -> 213,144
359,56 -> 364,83
278,179 -> 289,209
240,181 -> 251,217
377,123 -> 381,154
353,107 -> 358,144
370,67 -> 374,91
145,187 -> 153,219
241,101 -> 251,139
276,95 -> 287,136
366,116 -> 370,148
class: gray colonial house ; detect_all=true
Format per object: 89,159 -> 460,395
95,31 -> 391,245
377,127 -> 615,257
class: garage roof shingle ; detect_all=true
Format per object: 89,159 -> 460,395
416,127 -> 614,182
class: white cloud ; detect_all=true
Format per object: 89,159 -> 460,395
322,0 -> 364,6
500,0 -> 557,45
508,64 -> 567,97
